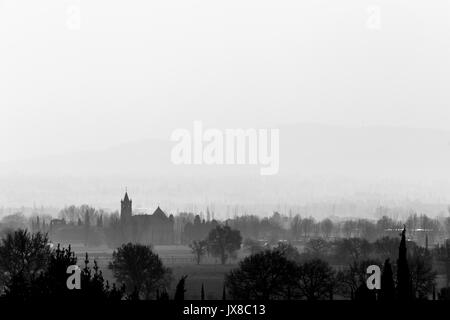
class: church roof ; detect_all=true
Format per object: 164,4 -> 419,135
152,206 -> 168,219
123,192 -> 130,202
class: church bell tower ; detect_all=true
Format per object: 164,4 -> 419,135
121,191 -> 132,223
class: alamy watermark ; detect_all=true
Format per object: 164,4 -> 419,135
66,0 -> 81,31
66,265 -> 81,289
171,121 -> 280,176
366,265 -> 381,290
366,5 -> 381,30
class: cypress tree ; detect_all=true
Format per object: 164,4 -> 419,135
380,258 -> 395,300
201,283 -> 205,300
174,275 -> 187,301
397,227 -> 411,300
222,285 -> 227,300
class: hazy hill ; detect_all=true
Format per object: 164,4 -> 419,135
0,124 -> 449,213
1,123 -> 449,178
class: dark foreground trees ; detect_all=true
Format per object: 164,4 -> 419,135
226,225 -> 439,301
379,259 -> 395,300
226,247 -> 338,300
296,259 -> 335,300
0,229 -> 125,300
336,259 -> 381,300
225,250 -> 297,300
109,243 -> 172,299
33,248 -> 126,300
0,229 -> 50,289
174,275 -> 188,301
409,246 -> 436,300
0,231 -> 173,301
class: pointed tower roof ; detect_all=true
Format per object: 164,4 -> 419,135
152,206 -> 168,219
123,192 -> 130,202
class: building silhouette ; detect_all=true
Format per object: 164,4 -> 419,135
120,192 -> 174,244
33,192 -> 175,246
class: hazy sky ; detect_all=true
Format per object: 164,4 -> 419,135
1,0 -> 449,162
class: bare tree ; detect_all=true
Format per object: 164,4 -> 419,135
206,225 -> 242,265
295,259 -> 336,300
320,218 -> 334,239
109,243 -> 172,299
0,229 -> 50,289
225,250 -> 297,300
189,240 -> 207,265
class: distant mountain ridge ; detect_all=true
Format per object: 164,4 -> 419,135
1,123 -> 449,179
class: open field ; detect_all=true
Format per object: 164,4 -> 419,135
73,245 -> 239,299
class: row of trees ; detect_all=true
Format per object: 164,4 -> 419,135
226,229 -> 441,300
176,210 -> 450,247
229,212 -> 447,245
2,207 -> 450,249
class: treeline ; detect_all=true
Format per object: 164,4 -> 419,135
181,211 -> 449,247
3,225 -> 450,300
227,229 -> 446,300
0,230 -> 126,301
2,206 -> 450,248
0,229 -> 174,300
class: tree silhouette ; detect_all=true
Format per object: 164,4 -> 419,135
380,259 -> 395,301
273,242 -> 302,263
409,246 -> 436,299
222,285 -> 227,300
435,240 -> 450,287
109,243 -> 172,299
79,253 -> 124,300
438,287 -> 450,300
201,283 -> 205,300
159,289 -> 170,300
2,273 -> 30,300
206,225 -> 242,265
397,227 -> 411,300
295,259 -> 336,300
304,239 -> 331,259
189,240 -> 207,265
336,259 -> 380,300
335,238 -> 372,264
174,275 -> 187,301
373,237 -> 400,262
225,250 -> 297,300
319,218 -> 334,239
127,287 -> 140,300
0,230 -> 50,296
1,240 -> 125,300
31,244 -> 78,299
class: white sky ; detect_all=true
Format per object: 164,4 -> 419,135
1,0 -> 449,162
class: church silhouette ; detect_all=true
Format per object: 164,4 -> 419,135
120,192 -> 175,244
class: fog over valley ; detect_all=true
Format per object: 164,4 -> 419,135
1,123 -> 449,219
